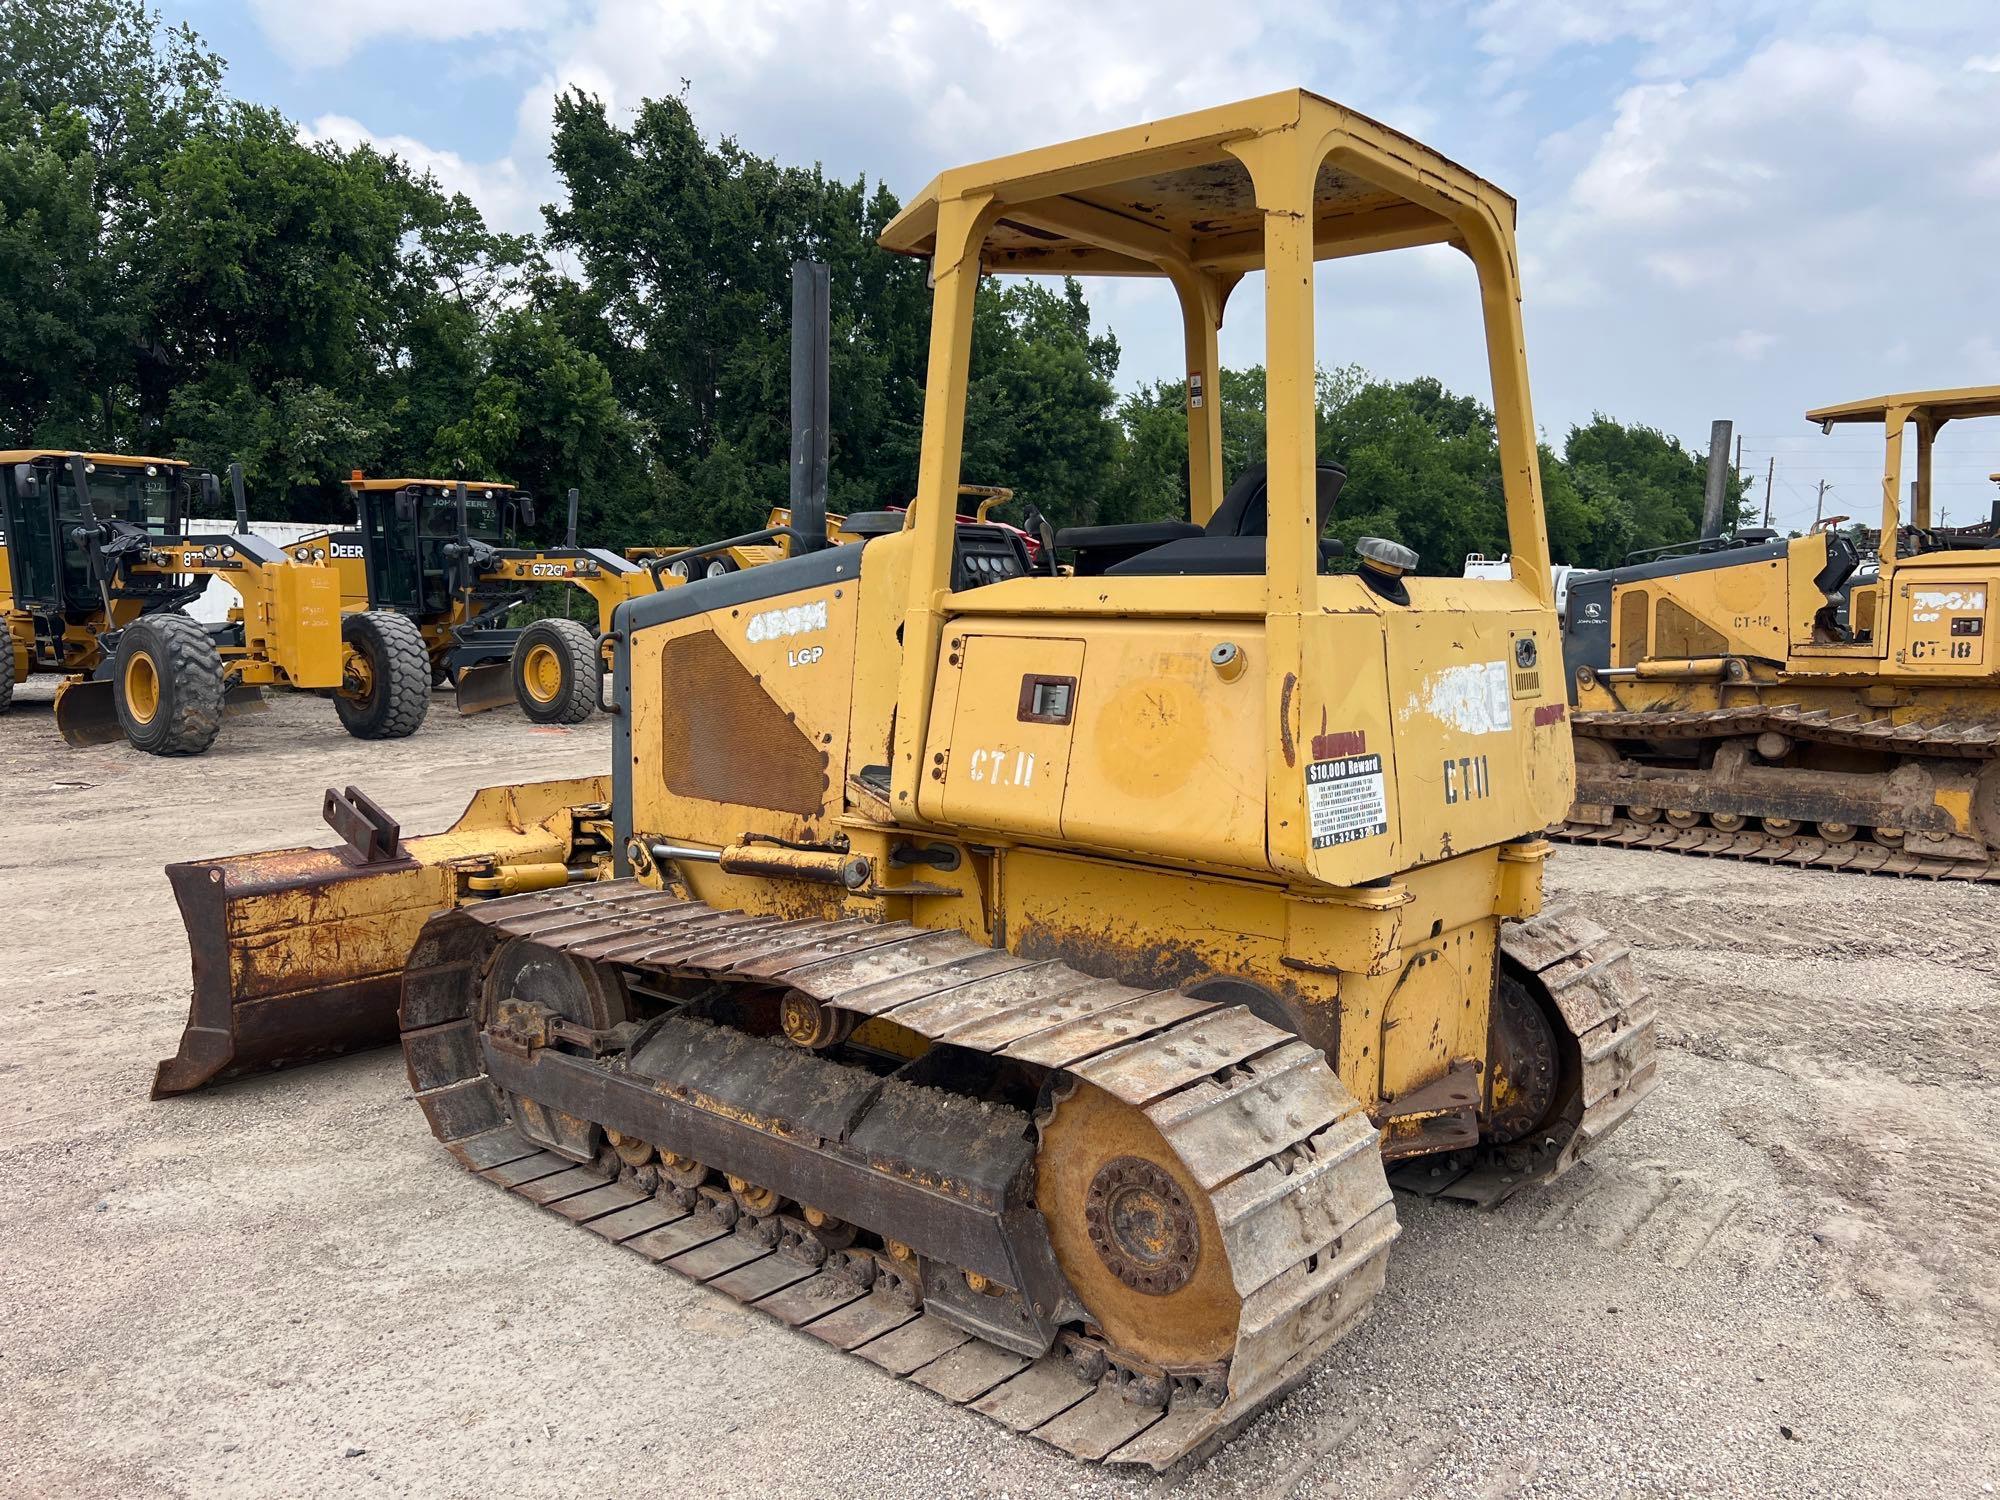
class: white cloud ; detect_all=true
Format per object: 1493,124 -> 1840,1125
299,114 -> 544,233
247,0 -> 550,67
242,0 -> 2000,512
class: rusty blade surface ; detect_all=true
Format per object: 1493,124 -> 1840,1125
153,775 -> 609,1097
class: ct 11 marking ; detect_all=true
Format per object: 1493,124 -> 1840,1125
967,748 -> 1036,787
1443,754 -> 1491,804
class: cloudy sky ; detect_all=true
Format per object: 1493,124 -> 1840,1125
174,0 -> 2000,538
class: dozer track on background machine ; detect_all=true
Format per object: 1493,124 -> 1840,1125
1556,387 -> 2000,882
159,94 -> 1656,1471
1559,704 -> 2000,880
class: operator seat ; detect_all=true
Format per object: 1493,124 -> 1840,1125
1812,530 -> 1860,596
1102,462 -> 1348,575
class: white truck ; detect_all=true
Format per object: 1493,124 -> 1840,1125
1464,552 -> 1583,622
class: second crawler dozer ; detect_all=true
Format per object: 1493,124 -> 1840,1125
1560,386 -> 2000,877
163,93 -> 1654,1467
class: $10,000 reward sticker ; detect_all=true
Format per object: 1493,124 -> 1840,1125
1307,753 -> 1389,849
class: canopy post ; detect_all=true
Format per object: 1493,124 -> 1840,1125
1169,268 -> 1227,525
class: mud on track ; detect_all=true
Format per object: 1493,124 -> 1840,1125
1,691 -> 1993,1498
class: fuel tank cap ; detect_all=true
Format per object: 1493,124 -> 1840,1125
1356,537 -> 1418,576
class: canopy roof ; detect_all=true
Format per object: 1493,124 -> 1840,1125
877,89 -> 1511,277
0,449 -> 184,468
348,477 -> 516,493
1805,386 -> 2000,427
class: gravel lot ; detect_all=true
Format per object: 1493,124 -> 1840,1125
2,688 -> 1994,1498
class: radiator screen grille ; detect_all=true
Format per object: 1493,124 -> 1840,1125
1616,590 -> 1650,667
658,630 -> 827,815
1655,599 -> 1729,659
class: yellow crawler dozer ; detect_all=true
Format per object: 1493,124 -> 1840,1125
1559,386 -> 2000,877
158,92 -> 1653,1467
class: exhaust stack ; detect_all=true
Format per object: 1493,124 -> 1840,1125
789,259 -> 831,554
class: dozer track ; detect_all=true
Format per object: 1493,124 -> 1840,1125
1559,705 -> 2000,881
1394,903 -> 1657,1202
396,882 -> 1651,1468
1553,816 -> 2000,881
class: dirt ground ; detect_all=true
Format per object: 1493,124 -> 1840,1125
2,687 -> 1995,1499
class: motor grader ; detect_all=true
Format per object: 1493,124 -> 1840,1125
155,92 -> 1653,1468
1560,385 -> 2000,878
0,450 -> 428,752
338,474 -> 660,721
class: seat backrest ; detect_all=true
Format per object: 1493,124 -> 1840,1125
1812,531 -> 1860,596
1204,462 -> 1348,537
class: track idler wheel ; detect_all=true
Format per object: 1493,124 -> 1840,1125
482,939 -> 628,1159
1035,1082 -> 1239,1370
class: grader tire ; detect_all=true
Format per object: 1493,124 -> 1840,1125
336,610 -> 430,740
511,617 -> 600,725
112,613 -> 225,756
0,634 -> 13,712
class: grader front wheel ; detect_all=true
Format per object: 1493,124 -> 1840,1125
336,610 -> 430,740
110,614 -> 225,755
510,617 -> 600,725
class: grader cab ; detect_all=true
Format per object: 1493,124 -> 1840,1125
159,91 -> 1653,1468
1562,385 -> 2000,876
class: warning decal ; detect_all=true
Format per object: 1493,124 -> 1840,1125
1307,752 -> 1389,849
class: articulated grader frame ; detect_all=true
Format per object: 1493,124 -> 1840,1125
1559,386 -> 2000,879
0,452 -> 428,753
156,92 -> 1654,1469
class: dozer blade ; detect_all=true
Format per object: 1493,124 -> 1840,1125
154,774 -> 610,1098
53,677 -> 122,747
454,661 -> 515,715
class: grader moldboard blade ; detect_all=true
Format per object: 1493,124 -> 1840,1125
154,775 -> 611,1097
52,677 -> 121,747
454,660 -> 516,715
223,683 -> 269,716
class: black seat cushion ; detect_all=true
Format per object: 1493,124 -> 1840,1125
1105,536 -> 1346,577
1053,519 -> 1203,550
1107,462 -> 1349,576
841,510 -> 906,539
1054,520 -> 1203,576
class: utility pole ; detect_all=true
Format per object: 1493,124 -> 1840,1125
1700,418 -> 1734,541
1814,478 -> 1830,527
1762,455 -> 1775,529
